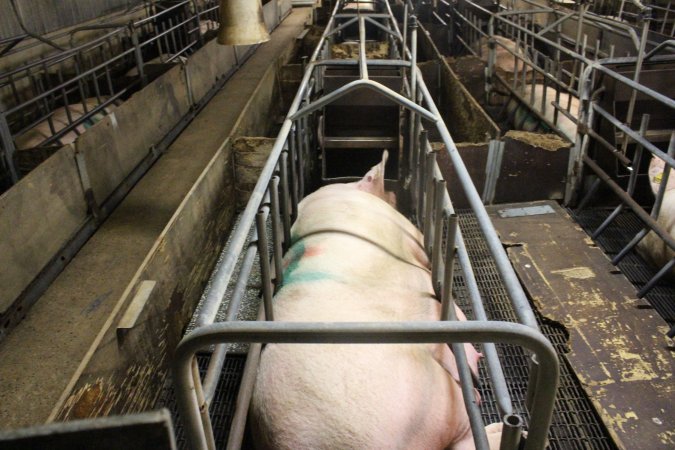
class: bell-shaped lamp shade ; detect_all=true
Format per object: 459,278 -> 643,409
217,0 -> 271,46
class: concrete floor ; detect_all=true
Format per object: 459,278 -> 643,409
0,8 -> 310,430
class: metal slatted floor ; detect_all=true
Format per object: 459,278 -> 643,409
571,207 -> 675,326
455,211 -> 618,450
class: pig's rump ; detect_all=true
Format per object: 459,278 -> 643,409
249,183 -> 481,449
251,287 -> 469,450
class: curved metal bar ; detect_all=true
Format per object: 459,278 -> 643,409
174,321 -> 559,450
289,78 -> 437,122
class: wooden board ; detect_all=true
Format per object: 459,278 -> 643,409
488,200 -> 674,449
0,145 -> 87,313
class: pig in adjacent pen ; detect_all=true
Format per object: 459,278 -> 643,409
637,156 -> 675,277
14,97 -> 116,151
250,151 -> 504,449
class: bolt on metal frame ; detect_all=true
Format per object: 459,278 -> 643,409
174,2 -> 558,449
442,0 -> 675,296
0,0 -> 221,186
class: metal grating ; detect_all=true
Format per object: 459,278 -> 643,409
162,353 -> 247,450
571,207 -> 675,325
455,210 -> 618,450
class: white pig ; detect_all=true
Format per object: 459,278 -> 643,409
250,151 -> 501,449
475,35 -> 532,75
14,98 -> 115,150
508,84 -> 580,142
637,156 -> 675,276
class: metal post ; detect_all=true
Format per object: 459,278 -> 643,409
270,176 -> 284,287
256,210 -> 275,321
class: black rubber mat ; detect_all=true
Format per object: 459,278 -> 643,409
455,211 -> 618,450
163,353 -> 247,450
571,207 -> 675,325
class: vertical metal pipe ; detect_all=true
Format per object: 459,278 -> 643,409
225,342 -> 263,450
432,179 -> 446,295
591,114 -> 650,239
525,354 -> 540,412
280,152 -> 292,248
256,211 -> 275,321
402,3 -> 409,61
440,213 -> 458,321
622,13 -> 651,153
410,15 -> 418,102
295,119 -> 305,199
417,131 -> 429,227
270,176 -> 284,287
192,358 -> 217,450
424,151 -> 436,252
358,16 -> 369,80
499,414 -> 524,450
0,114 -> 19,183
288,129 -> 299,221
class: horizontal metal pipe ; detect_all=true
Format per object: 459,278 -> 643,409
174,321 -> 559,450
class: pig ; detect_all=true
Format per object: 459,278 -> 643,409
474,35 -> 532,75
637,156 -> 675,276
199,19 -> 219,35
507,83 -> 580,142
250,151 -> 502,449
14,98 -> 116,150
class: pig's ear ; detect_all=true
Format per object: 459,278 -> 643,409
355,150 -> 388,193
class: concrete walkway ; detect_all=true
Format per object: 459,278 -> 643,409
0,8 -> 309,429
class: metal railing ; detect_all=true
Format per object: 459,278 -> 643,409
174,2 -> 559,449
0,0 -> 220,186
440,0 -> 675,294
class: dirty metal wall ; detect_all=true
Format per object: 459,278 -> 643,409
0,0 -> 144,40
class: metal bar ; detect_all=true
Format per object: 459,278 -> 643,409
358,16 -> 369,80
431,179 -> 447,294
173,321 -> 559,450
416,69 -> 540,330
256,210 -> 275,321
424,151 -> 436,252
202,240 -> 259,403
225,342 -> 262,450
582,155 -> 675,254
637,258 -> 675,297
500,414 -> 525,450
270,177 -> 284,286
191,358 -> 216,450
428,147 -> 514,417
440,213 -> 458,321
289,78 -> 437,122
591,114 -> 650,239
279,152 -> 292,249
592,103 -> 675,168
194,57 -> 317,327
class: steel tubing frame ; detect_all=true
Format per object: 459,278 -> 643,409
178,2 -> 557,450
0,0 -> 221,185
174,321 -> 559,450
441,0 -> 675,292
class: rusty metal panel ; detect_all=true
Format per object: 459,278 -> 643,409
489,200 -> 675,450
